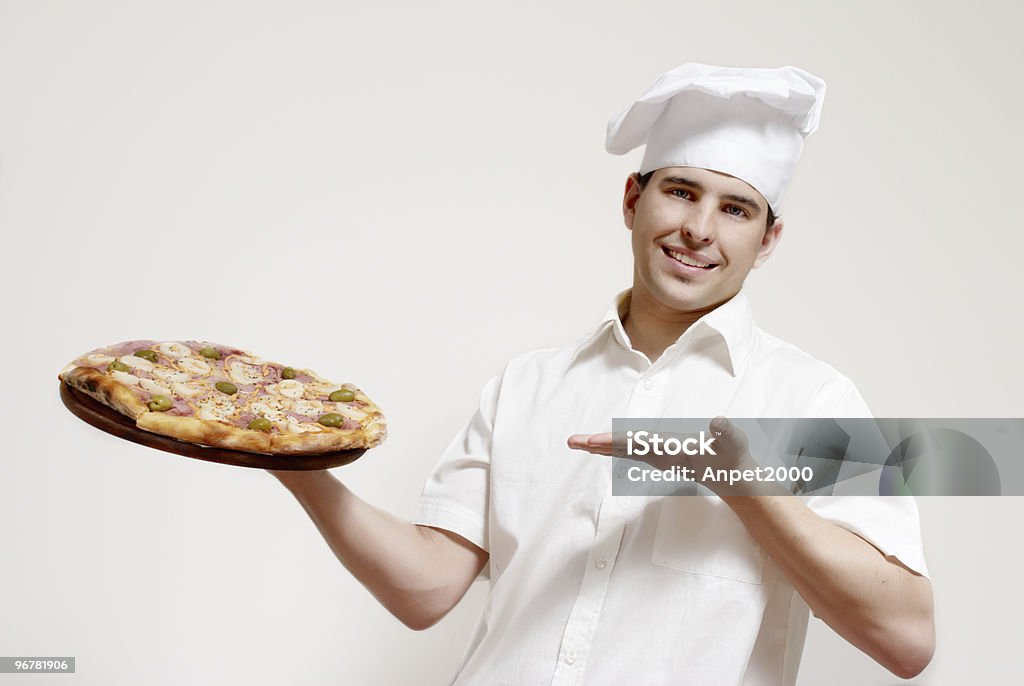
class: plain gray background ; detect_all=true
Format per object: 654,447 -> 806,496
2,1 -> 1022,684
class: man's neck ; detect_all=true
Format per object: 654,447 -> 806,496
622,288 -> 728,363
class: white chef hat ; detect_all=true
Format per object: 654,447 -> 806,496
605,62 -> 827,211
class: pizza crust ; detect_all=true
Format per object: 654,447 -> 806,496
136,411 -> 385,455
268,408 -> 386,454
362,414 -> 387,449
137,412 -> 274,453
270,430 -> 366,454
62,366 -> 149,420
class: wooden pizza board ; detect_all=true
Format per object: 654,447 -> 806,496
59,381 -> 367,470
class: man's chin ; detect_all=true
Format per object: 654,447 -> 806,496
651,289 -> 714,315
649,281 -> 736,315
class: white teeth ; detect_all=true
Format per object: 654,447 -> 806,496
668,249 -> 713,268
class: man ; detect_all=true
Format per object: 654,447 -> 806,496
271,63 -> 934,684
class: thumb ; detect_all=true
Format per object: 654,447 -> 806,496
710,416 -> 748,454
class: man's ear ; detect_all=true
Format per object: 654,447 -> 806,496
753,217 -> 784,268
623,173 -> 643,231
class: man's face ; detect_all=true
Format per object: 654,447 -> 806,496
624,166 -> 783,315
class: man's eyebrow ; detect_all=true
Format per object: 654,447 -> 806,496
721,193 -> 762,215
659,175 -> 763,216
660,175 -> 704,190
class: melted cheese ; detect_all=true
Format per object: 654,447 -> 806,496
119,355 -> 154,373
139,378 -> 173,396
172,382 -> 203,398
331,404 -> 368,421
195,395 -> 236,421
153,367 -> 191,383
227,359 -> 264,385
291,399 -> 324,419
178,357 -> 211,376
307,381 -> 340,396
158,342 -> 191,359
276,380 -> 305,399
251,397 -> 291,422
111,370 -> 141,386
285,419 -> 321,434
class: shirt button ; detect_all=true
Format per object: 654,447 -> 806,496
565,651 -> 576,665
595,558 -> 607,569
642,378 -> 655,390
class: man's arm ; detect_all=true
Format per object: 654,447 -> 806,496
708,419 -> 936,679
268,469 -> 488,631
568,420 -> 935,679
722,494 -> 934,679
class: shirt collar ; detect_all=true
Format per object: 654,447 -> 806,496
570,288 -> 756,376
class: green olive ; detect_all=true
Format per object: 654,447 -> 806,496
281,367 -> 297,379
248,417 -> 273,432
147,395 -> 172,412
215,381 -> 238,395
134,349 -> 158,362
329,389 -> 355,403
107,360 -> 130,373
317,412 -> 343,428
200,346 -> 220,360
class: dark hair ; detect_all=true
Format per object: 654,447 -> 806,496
636,170 -> 778,229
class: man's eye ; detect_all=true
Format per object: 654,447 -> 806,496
670,189 -> 693,199
724,205 -> 748,218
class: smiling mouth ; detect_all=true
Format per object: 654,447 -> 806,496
663,247 -> 717,270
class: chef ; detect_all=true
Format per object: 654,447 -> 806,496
271,63 -> 935,685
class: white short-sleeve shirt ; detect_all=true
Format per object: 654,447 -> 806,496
413,289 -> 928,686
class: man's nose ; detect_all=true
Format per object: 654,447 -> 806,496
682,209 -> 715,243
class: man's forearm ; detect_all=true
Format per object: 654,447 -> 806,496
270,470 -> 487,630
722,493 -> 935,678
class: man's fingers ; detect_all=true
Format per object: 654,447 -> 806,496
567,432 -> 626,456
569,432 -> 610,446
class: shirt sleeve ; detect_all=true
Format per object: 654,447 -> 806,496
410,374 -> 501,554
803,373 -> 931,578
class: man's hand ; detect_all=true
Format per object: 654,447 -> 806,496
567,417 -> 768,496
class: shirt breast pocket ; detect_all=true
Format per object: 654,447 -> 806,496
651,496 -> 766,585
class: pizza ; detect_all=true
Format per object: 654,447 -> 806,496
58,340 -> 386,455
